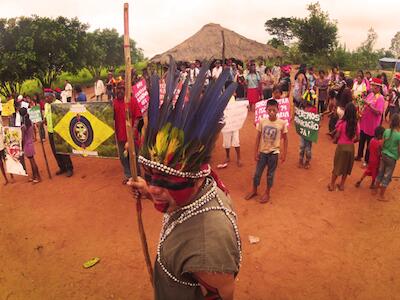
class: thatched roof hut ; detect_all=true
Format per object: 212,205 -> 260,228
150,23 -> 282,64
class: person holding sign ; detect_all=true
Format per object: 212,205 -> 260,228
298,97 -> 317,169
0,119 -> 12,185
328,103 -> 360,192
246,99 -> 288,203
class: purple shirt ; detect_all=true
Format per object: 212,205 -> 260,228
360,93 -> 384,136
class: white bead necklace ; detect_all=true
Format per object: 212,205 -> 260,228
157,179 -> 242,287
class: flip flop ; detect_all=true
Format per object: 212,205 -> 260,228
217,163 -> 228,169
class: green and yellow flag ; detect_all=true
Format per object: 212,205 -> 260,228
52,103 -> 118,158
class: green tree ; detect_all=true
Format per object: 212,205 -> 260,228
292,2 -> 338,56
390,31 -> 400,58
84,28 -> 144,78
0,18 -> 38,97
264,17 -> 294,45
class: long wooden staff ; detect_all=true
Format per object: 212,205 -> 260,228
123,3 -> 154,286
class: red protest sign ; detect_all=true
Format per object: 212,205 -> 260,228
132,79 -> 149,113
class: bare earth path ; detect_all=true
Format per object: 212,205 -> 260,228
1,98 -> 399,299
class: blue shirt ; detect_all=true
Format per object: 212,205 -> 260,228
76,92 -> 87,102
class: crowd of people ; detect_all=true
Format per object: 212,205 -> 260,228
1,58 -> 400,299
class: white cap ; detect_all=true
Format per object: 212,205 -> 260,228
17,95 -> 23,101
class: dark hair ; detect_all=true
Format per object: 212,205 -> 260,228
357,70 -> 364,78
388,113 -> 400,139
345,78 -> 354,89
338,87 -> 352,107
295,64 -> 307,80
342,103 -> 357,140
272,85 -> 282,94
329,90 -> 336,99
75,85 -> 82,93
365,71 -> 371,76
267,99 -> 278,107
19,107 -> 32,129
381,72 -> 388,86
374,126 -> 385,139
319,69 -> 325,75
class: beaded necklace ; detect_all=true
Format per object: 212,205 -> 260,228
157,178 -> 242,287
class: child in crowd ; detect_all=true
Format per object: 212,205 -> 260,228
0,118 -> 11,185
298,97 -> 317,169
355,126 -> 385,189
375,113 -> 400,200
218,97 -> 242,169
245,99 -> 288,203
328,102 -> 360,191
75,85 -> 87,102
325,90 -> 338,136
19,108 -> 41,183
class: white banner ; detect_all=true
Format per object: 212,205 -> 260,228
221,100 -> 249,133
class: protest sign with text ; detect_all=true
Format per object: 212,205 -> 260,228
254,98 -> 290,126
294,107 -> 321,142
132,79 -> 150,113
1,99 -> 15,117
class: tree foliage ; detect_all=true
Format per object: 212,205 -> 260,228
265,17 -> 294,45
0,16 -> 144,96
390,31 -> 400,58
292,2 -> 338,56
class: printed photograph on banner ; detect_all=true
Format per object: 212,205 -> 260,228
3,126 -> 27,176
132,79 -> 149,113
221,99 -> 249,133
294,107 -> 321,142
254,98 -> 290,126
52,102 -> 118,158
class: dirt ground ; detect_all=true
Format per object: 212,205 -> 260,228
1,91 -> 400,300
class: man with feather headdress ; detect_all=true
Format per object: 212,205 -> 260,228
133,58 -> 241,300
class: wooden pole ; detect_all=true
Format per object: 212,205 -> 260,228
221,30 -> 226,64
123,3 -> 154,287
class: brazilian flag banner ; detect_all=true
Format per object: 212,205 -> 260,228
52,102 -> 118,158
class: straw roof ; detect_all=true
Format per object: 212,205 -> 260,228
150,23 -> 282,64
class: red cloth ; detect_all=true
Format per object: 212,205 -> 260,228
39,99 -> 46,111
247,88 -> 260,104
113,96 -> 142,143
305,106 -> 317,114
363,138 -> 382,180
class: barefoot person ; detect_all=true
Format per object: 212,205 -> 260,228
355,126 -> 385,189
375,113 -> 400,200
328,103 -> 360,191
132,60 -> 241,300
246,99 -> 288,203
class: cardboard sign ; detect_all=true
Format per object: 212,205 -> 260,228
132,79 -> 149,113
1,99 -> 15,117
255,98 -> 290,126
294,107 -> 321,142
28,106 -> 42,123
221,100 -> 249,133
2,126 -> 27,175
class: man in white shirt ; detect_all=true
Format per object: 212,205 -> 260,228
188,61 -> 199,87
94,77 -> 105,101
64,80 -> 73,103
212,60 -> 223,81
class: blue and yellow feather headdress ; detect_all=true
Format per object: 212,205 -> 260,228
139,57 -> 237,178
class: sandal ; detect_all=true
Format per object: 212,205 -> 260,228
217,163 -> 228,169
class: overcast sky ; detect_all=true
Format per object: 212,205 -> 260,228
0,0 -> 398,58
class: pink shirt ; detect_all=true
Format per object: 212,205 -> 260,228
360,93 -> 384,136
336,120 -> 360,144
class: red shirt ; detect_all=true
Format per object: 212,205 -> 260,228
368,138 -> 382,165
113,96 -> 142,142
